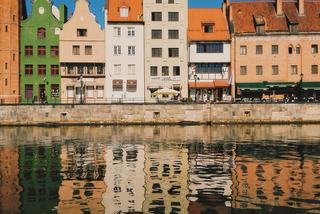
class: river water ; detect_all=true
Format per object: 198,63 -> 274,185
0,125 -> 319,214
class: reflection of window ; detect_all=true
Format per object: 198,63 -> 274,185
67,86 -> 74,98
25,85 -> 33,99
291,65 -> 298,75
37,27 -> 46,39
51,84 -> 59,98
87,86 -> 94,98
97,86 -> 104,98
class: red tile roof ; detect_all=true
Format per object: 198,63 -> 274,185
188,8 -> 230,41
231,1 -> 320,34
106,0 -> 143,22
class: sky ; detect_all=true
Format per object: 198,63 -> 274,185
26,0 -> 223,28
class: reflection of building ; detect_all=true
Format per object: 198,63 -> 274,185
19,144 -> 62,213
232,144 -> 320,210
105,0 -> 145,103
102,144 -> 145,213
60,0 -> 105,103
58,142 -> 106,214
143,0 -> 188,100
143,143 -> 189,214
188,8 -> 231,102
188,143 -> 234,213
20,0 -> 67,103
0,146 -> 21,214
0,0 -> 26,103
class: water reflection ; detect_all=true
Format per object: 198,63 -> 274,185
0,125 -> 319,213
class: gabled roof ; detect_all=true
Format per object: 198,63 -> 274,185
231,1 -> 320,34
106,0 -> 143,23
188,8 -> 230,42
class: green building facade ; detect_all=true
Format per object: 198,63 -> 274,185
20,0 -> 67,103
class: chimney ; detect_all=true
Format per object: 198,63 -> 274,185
276,0 -> 283,16
299,0 -> 305,16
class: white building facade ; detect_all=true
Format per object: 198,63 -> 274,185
105,0 -> 145,103
143,0 -> 188,101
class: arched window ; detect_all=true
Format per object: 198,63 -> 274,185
296,45 -> 301,54
288,44 -> 294,54
37,27 -> 46,39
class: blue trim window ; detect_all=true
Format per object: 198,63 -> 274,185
196,43 -> 224,53
195,63 -> 223,74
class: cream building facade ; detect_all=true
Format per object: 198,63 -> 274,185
143,0 -> 188,101
105,0 -> 145,103
60,0 -> 105,103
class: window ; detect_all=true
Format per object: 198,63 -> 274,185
5,79 -> 7,86
13,15 -> 15,22
312,65 -> 318,75
114,64 -> 121,74
156,0 -> 162,3
128,64 -> 136,74
87,86 -> 94,98
113,27 -> 121,37
72,45 -> 80,55
50,46 -> 59,57
13,53 -> 15,61
272,45 -> 278,54
150,66 -> 158,76
195,64 -> 224,73
197,43 -> 223,53
51,84 -> 59,98
77,66 -> 84,74
128,46 -> 136,55
25,46 -> 33,56
97,65 -> 104,74
67,66 -> 75,74
25,85 -> 33,100
85,46 -> 92,55
127,80 -> 137,92
203,23 -> 214,33
256,45 -> 263,55
168,30 -> 179,39
312,44 -> 318,54
168,48 -> 179,57
120,7 -> 129,17
37,27 -> 46,39
168,0 -> 174,3
67,86 -> 74,98
240,66 -> 247,75
288,46 -> 293,54
114,46 -> 121,55
38,65 -> 46,76
168,12 -> 179,21
113,80 -> 123,91
96,86 -> 104,98
162,66 -> 169,76
152,30 -> 162,39
128,27 -> 135,36
272,65 -> 279,75
152,48 -> 162,57
296,46 -> 301,54
38,46 -> 46,56
152,12 -> 162,21
291,65 -> 298,75
25,65 -> 33,75
173,66 -> 180,76
256,65 -> 263,75
5,63 -> 8,70
240,46 -> 247,55
77,29 -> 87,37
87,65 -> 94,74
51,65 -> 59,75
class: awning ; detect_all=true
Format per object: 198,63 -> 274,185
189,80 -> 229,89
302,82 -> 320,90
237,83 -> 268,90
113,80 -> 123,89
265,82 -> 295,88
127,80 -> 137,89
238,82 -> 297,90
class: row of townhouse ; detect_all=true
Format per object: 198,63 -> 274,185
1,0 -> 320,104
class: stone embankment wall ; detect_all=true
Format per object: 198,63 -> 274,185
0,103 -> 319,126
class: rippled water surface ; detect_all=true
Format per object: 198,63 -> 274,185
0,125 -> 320,214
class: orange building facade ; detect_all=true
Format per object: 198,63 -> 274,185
0,0 -> 26,103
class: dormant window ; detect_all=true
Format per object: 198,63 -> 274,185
120,7 -> 129,17
77,29 -> 87,37
203,23 -> 214,33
